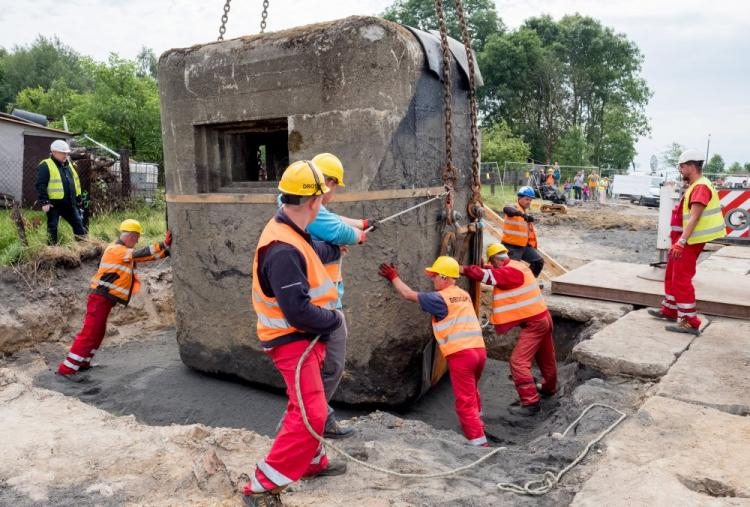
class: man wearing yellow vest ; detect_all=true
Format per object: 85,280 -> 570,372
243,161 -> 347,506
35,140 -> 87,245
57,219 -> 170,380
648,149 -> 726,335
378,256 -> 488,446
461,243 -> 556,416
502,186 -> 544,277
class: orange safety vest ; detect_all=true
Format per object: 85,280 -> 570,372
502,203 -> 537,248
491,260 -> 547,325
251,218 -> 339,343
90,244 -> 139,303
431,285 -> 485,357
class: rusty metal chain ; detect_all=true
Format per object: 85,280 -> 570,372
454,0 -> 483,219
260,0 -> 269,33
434,0 -> 457,226
217,0 -> 232,41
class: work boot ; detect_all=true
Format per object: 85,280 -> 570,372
535,382 -> 556,399
508,402 -> 541,417
647,308 -> 676,321
323,416 -> 355,439
55,371 -> 91,384
665,319 -> 701,336
302,461 -> 347,480
242,490 -> 283,507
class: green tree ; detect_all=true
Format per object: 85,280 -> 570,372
744,162 -> 750,172
480,120 -> 530,167
382,0 -> 504,51
705,154 -> 725,173
552,126 -> 590,166
136,47 -> 158,79
14,78 -> 83,123
660,142 -> 684,168
727,161 -> 743,173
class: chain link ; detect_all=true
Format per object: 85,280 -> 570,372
217,0 -> 232,41
260,0 -> 269,33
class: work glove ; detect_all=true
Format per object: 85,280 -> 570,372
524,214 -> 535,223
669,242 -> 684,259
364,218 -> 378,231
164,230 -> 173,247
378,263 -> 399,281
358,231 -> 367,244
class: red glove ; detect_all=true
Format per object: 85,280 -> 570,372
358,231 -> 366,244
362,218 -> 369,230
379,263 -> 399,281
670,242 -> 684,259
164,230 -> 172,247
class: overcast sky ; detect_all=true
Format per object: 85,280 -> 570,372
1,0 -> 747,169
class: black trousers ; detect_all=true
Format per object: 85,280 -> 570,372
46,203 -> 86,244
504,243 -> 545,278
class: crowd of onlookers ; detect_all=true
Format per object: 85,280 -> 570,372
526,162 -> 613,203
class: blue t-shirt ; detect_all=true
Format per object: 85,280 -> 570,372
417,291 -> 449,321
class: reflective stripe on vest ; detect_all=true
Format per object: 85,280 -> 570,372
251,219 -> 339,343
43,158 -> 81,200
491,260 -> 547,325
431,285 -> 484,357
501,204 -> 537,248
682,176 -> 726,245
89,243 -> 140,302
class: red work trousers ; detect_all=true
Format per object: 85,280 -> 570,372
247,340 -> 330,494
57,293 -> 115,375
661,242 -> 705,328
507,311 -> 556,406
446,347 -> 487,446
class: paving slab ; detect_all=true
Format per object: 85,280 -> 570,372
657,318 -> 750,415
572,396 -> 750,506
699,255 -> 750,275
572,309 -> 698,378
546,293 -> 632,324
714,245 -> 750,260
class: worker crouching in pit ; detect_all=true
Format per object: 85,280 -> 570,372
502,186 -> 544,277
56,219 -> 171,381
379,256 -> 489,447
244,161 -> 348,506
461,243 -> 557,416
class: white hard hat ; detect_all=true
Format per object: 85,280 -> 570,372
50,139 -> 71,153
677,149 -> 704,164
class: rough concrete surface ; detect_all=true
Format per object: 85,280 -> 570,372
158,16 -> 479,404
657,317 -> 750,415
572,309 -> 697,378
572,396 -> 750,506
714,245 -> 750,260
698,254 -> 750,275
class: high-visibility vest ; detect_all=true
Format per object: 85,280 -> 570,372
89,244 -> 141,303
682,176 -> 726,245
251,218 -> 339,343
43,158 -> 81,200
502,203 -> 537,248
431,285 -> 485,357
491,260 -> 547,325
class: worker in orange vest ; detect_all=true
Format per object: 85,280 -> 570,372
461,243 -> 556,416
244,160 -> 347,506
379,256 -> 488,446
502,186 -> 544,277
56,219 -> 171,381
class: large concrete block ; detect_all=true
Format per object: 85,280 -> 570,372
657,318 -> 750,415
158,17 -> 479,404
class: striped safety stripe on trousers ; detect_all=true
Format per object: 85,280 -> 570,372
468,435 -> 488,446
676,302 -> 697,318
662,294 -> 677,310
251,460 -> 295,493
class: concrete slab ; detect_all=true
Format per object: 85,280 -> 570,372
572,309 -> 697,378
572,396 -> 750,506
715,246 -> 750,260
546,293 -> 633,324
699,255 -> 750,275
552,259 -> 750,319
657,318 -> 750,415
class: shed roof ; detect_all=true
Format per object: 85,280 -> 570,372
0,112 -> 73,135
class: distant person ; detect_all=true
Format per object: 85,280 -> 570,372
461,244 -> 556,416
36,140 -> 86,244
553,162 -> 561,186
648,149 -> 726,335
545,167 -> 555,186
378,256 -> 488,445
57,220 -> 171,381
502,186 -> 544,277
598,177 -> 609,204
588,171 -> 600,201
572,172 -> 583,200
563,180 -> 572,199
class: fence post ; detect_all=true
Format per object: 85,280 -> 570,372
11,199 -> 28,247
120,148 -> 131,199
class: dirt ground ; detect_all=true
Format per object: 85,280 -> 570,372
0,200 -> 659,506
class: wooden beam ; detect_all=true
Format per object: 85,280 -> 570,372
166,186 -> 446,204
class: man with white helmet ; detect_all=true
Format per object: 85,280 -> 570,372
35,139 -> 87,244
57,219 -> 171,381
502,186 -> 544,277
648,149 -> 726,335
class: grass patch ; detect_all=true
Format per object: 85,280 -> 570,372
481,184 -> 517,211
0,201 -> 166,266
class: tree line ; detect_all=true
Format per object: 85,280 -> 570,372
0,37 -> 161,163
661,142 -> 749,174
384,0 -> 651,170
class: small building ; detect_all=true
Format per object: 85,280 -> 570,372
0,112 -> 74,206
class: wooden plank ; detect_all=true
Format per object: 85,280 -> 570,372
551,259 -> 750,319
166,186 -> 445,204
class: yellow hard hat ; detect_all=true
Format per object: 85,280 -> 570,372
486,243 -> 508,259
119,219 -> 142,234
311,153 -> 345,187
424,256 -> 460,279
278,160 -> 330,197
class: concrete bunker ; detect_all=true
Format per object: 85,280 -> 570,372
158,16 -> 484,404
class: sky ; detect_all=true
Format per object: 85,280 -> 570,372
1,0 -> 748,169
